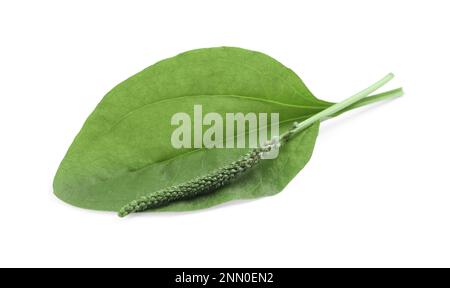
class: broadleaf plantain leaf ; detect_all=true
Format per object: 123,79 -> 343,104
54,47 -> 331,212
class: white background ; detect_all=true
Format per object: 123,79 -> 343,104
1,0 -> 449,268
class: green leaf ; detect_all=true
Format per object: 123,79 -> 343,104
53,47 -> 398,212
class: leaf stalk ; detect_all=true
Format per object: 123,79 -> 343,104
281,73 -> 399,142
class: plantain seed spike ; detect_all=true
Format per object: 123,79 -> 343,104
118,147 -> 272,217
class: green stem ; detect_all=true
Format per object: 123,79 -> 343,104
331,87 -> 404,118
281,73 -> 396,140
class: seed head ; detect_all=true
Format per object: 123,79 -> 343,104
118,147 -> 271,217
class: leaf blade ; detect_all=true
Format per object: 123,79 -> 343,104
54,47 -> 330,212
